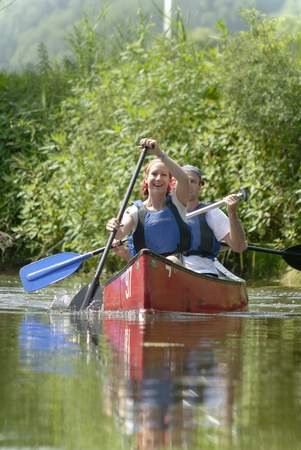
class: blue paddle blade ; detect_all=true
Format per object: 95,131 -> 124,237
20,252 -> 91,292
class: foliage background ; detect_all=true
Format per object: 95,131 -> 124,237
0,5 -> 300,276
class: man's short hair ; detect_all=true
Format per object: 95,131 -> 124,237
183,165 -> 205,182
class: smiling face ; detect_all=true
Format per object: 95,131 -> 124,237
143,160 -> 172,197
147,161 -> 170,193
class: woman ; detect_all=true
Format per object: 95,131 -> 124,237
106,138 -> 191,264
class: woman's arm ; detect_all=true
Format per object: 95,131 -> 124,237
112,240 -> 130,262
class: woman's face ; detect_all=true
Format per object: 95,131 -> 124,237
145,161 -> 171,195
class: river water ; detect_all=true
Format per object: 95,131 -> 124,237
1,272 -> 301,450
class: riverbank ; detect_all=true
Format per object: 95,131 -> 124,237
281,269 -> 301,287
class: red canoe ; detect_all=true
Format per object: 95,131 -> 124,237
103,249 -> 248,313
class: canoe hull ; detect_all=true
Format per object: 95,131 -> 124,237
103,250 -> 248,313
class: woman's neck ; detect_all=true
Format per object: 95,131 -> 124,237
144,192 -> 167,211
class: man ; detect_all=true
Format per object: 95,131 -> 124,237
182,165 -> 247,277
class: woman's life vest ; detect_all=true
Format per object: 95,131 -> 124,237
184,203 -> 220,260
127,196 -> 191,257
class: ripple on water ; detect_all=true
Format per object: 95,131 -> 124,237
0,273 -> 301,318
247,285 -> 301,317
0,284 -> 69,312
0,272 -> 84,312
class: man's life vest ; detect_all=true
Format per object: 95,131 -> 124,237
128,196 -> 191,257
184,203 -> 220,260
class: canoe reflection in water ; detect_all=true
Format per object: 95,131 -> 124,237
19,315 -> 80,373
102,315 -> 243,449
18,314 -> 243,449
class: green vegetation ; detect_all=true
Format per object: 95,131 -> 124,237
0,8 -> 300,277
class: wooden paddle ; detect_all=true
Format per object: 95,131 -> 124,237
19,239 -> 127,292
69,146 -> 148,311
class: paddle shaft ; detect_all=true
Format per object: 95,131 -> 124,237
220,242 -> 301,271
79,148 -> 148,311
221,242 -> 301,257
186,190 -> 245,219
246,244 -> 301,258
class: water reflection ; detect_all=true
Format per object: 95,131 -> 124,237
16,312 -> 243,449
101,315 -> 243,449
1,273 -> 301,450
19,315 -> 79,373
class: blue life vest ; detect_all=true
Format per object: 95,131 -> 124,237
184,203 -> 220,260
128,196 -> 191,257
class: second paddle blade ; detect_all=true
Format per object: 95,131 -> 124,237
69,283 -> 103,311
283,245 -> 301,271
20,252 -> 82,292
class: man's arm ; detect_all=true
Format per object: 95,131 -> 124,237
222,195 -> 247,252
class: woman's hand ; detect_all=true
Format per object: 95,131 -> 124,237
112,239 -> 130,262
106,218 -> 122,232
139,138 -> 161,157
106,211 -> 134,240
